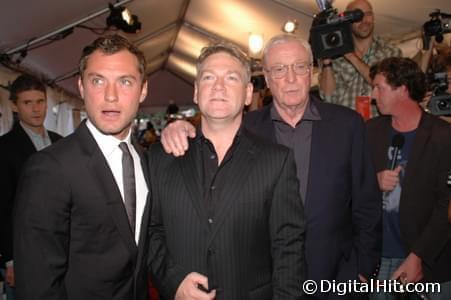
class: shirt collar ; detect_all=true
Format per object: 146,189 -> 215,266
86,119 -> 132,157
270,98 -> 321,125
20,121 -> 49,139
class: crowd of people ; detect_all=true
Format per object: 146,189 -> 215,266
1,0 -> 450,299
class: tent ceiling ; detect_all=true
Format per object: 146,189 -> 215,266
1,0 -> 450,108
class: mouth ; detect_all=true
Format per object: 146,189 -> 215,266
102,110 -> 121,118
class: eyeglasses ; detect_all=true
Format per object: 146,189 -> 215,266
265,62 -> 312,79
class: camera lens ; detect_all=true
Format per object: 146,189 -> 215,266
438,100 -> 451,110
325,32 -> 341,47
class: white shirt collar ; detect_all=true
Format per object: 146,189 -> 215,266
86,119 -> 132,157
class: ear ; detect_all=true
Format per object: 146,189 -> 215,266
78,77 -> 85,99
244,82 -> 254,106
11,101 -> 18,113
193,82 -> 198,105
139,80 -> 148,103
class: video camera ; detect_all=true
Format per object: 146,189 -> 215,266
422,10 -> 451,50
309,0 -> 364,59
427,72 -> 451,116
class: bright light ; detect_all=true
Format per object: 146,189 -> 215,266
283,20 -> 298,33
248,33 -> 264,55
121,8 -> 132,25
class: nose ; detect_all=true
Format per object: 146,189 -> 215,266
31,102 -> 41,112
285,65 -> 296,83
105,82 -> 118,102
212,77 -> 225,91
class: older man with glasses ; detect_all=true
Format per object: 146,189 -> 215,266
161,34 -> 381,299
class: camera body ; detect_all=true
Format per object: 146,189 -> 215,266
427,72 -> 451,116
309,0 -> 363,59
422,10 -> 451,50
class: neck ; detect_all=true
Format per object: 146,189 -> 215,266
353,36 -> 373,57
201,117 -> 241,164
273,101 -> 307,128
21,122 -> 45,136
391,101 -> 422,132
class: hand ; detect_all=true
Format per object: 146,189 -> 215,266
175,272 -> 216,300
161,120 -> 196,156
391,252 -> 423,283
6,264 -> 15,287
376,166 -> 402,192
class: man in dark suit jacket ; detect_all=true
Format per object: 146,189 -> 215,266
13,35 -> 150,300
148,42 -> 305,300
0,74 -> 62,299
161,34 -> 381,299
367,57 -> 451,298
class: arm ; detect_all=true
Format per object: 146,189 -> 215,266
13,152 -> 71,299
270,150 -> 305,299
408,126 -> 451,272
147,147 -> 214,300
318,59 -> 336,97
344,52 -> 372,84
350,115 -> 382,279
160,120 -> 196,156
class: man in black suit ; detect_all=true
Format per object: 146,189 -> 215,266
13,35 -> 150,300
161,34 -> 381,299
367,57 -> 451,299
148,42 -> 305,300
0,74 -> 62,300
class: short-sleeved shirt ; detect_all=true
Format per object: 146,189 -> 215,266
322,36 -> 401,116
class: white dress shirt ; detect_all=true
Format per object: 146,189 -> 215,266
86,120 -> 148,244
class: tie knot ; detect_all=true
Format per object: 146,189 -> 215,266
119,142 -> 130,154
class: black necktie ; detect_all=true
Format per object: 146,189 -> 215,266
119,142 -> 136,235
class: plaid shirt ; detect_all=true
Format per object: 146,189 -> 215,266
321,36 -> 401,116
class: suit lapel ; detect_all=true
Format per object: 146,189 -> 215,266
178,140 -> 209,226
77,123 -> 138,259
206,131 -> 257,247
132,141 -> 151,269
403,113 -> 431,189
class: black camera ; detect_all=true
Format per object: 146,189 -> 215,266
427,72 -> 451,116
422,10 -> 451,50
309,0 -> 364,59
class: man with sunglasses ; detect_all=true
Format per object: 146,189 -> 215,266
161,34 -> 381,299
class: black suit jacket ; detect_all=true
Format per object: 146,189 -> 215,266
13,122 -> 150,300
0,122 -> 61,267
244,97 -> 382,285
367,112 -> 451,282
148,128 -> 305,300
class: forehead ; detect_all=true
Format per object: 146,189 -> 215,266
201,52 -> 244,71
265,41 -> 309,65
16,89 -> 46,101
84,49 -> 140,74
347,0 -> 372,12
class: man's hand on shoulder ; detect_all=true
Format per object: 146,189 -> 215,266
161,120 -> 196,156
175,272 -> 216,300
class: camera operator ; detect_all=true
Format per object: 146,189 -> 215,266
319,0 -> 401,118
421,47 -> 451,123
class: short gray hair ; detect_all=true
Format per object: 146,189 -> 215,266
196,42 -> 251,83
262,34 -> 313,66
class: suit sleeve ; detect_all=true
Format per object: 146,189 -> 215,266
14,152 -> 71,300
0,144 -> 14,265
411,124 -> 451,267
350,115 -> 382,279
270,149 -> 305,300
146,146 -> 189,299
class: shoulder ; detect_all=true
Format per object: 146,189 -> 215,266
374,36 -> 402,56
314,98 -> 363,124
48,130 -> 63,141
242,128 -> 291,159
